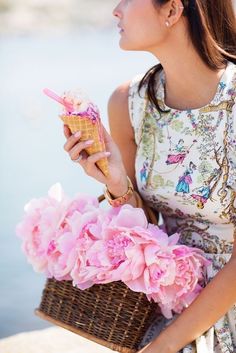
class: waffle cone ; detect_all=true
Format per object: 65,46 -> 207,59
61,114 -> 109,177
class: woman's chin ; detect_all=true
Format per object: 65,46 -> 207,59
118,35 -> 150,51
119,43 -> 131,50
119,39 -> 140,51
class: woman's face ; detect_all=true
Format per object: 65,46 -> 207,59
113,0 -> 169,52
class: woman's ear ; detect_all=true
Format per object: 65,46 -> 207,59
165,0 -> 184,27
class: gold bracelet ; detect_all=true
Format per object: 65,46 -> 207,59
103,176 -> 134,207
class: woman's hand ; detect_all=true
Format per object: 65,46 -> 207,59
63,124 -> 128,190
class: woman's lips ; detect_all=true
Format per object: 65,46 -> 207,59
118,24 -> 124,33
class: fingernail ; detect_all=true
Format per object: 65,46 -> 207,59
104,152 -> 111,156
85,139 -> 94,145
74,131 -> 81,137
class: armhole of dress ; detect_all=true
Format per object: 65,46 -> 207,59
128,74 -> 146,146
224,63 -> 236,190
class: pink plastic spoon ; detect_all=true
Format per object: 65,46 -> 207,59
43,88 -> 74,113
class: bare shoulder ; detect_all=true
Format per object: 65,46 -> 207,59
108,80 -> 131,115
107,80 -> 133,138
108,81 -> 130,123
108,80 -> 130,104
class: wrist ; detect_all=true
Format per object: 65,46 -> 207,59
106,177 -> 129,198
151,331 -> 176,353
104,176 -> 134,207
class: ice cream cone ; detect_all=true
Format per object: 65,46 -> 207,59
43,87 -> 109,177
61,114 -> 109,177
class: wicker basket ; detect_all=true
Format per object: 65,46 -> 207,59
35,193 -> 160,353
35,279 -> 160,353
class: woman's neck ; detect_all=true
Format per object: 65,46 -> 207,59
164,60 -> 225,110
150,25 -> 226,110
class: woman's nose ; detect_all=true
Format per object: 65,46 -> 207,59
112,4 -> 122,18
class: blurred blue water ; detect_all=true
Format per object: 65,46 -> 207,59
0,29 -> 156,338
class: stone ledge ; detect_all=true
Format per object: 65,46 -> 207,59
0,327 -> 117,353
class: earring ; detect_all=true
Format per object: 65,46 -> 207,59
165,20 -> 170,27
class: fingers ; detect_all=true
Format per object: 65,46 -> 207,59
63,123 -> 111,181
69,139 -> 94,161
63,131 -> 82,152
71,149 -> 110,184
63,124 -> 72,138
82,151 -> 111,176
63,127 -> 96,164
72,150 -> 87,163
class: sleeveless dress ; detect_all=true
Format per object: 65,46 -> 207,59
128,61 -> 236,353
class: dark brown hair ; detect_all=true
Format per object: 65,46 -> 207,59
139,0 -> 236,112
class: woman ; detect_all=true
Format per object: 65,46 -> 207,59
63,0 -> 236,352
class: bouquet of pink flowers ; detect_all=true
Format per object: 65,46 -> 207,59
16,184 -> 210,319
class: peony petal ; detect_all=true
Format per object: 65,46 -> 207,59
125,275 -> 147,293
48,183 -> 65,202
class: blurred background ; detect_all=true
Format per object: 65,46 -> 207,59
0,0 -> 156,339
1,0 -> 235,340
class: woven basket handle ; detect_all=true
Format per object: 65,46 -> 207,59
98,192 -> 158,226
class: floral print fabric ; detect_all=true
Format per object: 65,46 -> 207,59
128,61 -> 236,352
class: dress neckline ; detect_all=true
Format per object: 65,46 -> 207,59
156,61 -> 233,113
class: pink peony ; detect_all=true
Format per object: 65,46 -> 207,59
71,205 -> 150,288
119,223 -> 210,319
71,222 -> 169,288
46,206 -> 104,280
16,184 -> 100,278
16,183 -> 71,273
105,204 -> 148,229
16,185 -> 211,319
68,209 -> 110,288
124,231 -> 178,294
145,245 -> 210,318
70,235 -> 132,289
66,193 -> 99,217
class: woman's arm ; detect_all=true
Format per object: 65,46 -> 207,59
139,243 -> 236,353
107,80 -> 138,207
